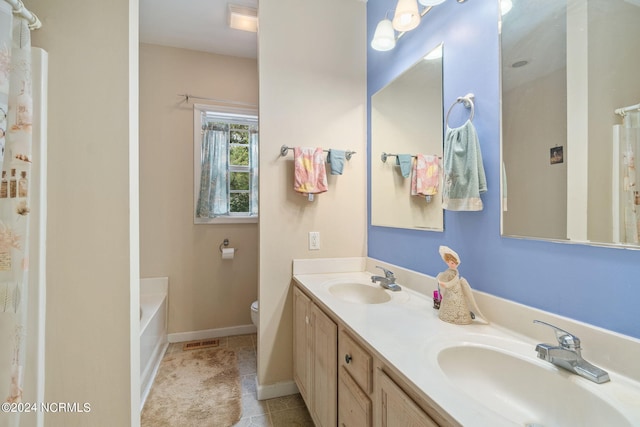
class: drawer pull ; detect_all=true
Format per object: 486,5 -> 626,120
345,354 -> 352,364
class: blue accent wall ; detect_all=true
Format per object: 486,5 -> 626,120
367,0 -> 640,339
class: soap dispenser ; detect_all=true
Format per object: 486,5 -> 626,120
435,246 -> 488,325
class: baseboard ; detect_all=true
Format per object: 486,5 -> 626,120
168,324 -> 257,343
256,379 -> 300,401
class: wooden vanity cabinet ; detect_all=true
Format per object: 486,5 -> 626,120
293,286 -> 337,427
294,283 -> 457,427
377,369 -> 439,427
338,329 -> 373,426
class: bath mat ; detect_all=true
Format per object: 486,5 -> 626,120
182,338 -> 220,351
141,347 -> 241,427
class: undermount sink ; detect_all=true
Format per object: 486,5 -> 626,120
328,282 -> 391,304
434,339 -> 635,427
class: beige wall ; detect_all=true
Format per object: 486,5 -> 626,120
587,1 -> 640,242
371,56 -> 444,231
139,44 -> 259,334
30,0 -> 138,425
503,68 -> 567,239
257,0 -> 367,389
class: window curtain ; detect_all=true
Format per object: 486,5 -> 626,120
196,124 -> 229,217
249,129 -> 258,215
0,4 -> 34,416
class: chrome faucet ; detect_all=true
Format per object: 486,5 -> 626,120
371,266 -> 401,292
534,320 -> 610,384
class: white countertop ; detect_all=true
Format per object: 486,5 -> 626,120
293,269 -> 640,427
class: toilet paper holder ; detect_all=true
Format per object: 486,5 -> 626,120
219,238 -> 238,253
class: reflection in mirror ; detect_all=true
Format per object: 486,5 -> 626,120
500,0 -> 640,247
371,43 -> 444,231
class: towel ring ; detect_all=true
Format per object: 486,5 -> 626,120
445,93 -> 475,128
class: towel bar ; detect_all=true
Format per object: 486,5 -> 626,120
280,145 -> 356,161
381,152 -> 441,163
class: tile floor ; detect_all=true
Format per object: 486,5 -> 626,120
165,334 -> 314,427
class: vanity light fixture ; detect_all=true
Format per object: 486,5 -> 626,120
371,18 -> 396,51
372,0 -> 461,52
419,0 -> 446,5
392,0 -> 421,31
227,4 -> 258,33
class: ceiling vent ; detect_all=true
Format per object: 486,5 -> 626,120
227,4 -> 258,33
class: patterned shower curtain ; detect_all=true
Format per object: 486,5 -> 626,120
0,1 -> 34,420
622,111 -> 640,244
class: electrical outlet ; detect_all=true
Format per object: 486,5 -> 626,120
309,231 -> 320,250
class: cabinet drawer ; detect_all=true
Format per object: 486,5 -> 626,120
339,330 -> 373,393
338,367 -> 371,427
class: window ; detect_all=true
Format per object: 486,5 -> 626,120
194,104 -> 258,224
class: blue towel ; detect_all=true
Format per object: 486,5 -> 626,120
396,154 -> 412,178
327,149 -> 346,175
442,120 -> 487,211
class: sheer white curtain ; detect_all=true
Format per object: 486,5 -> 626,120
196,124 -> 229,217
0,1 -> 34,419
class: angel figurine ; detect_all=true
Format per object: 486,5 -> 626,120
435,246 -> 488,325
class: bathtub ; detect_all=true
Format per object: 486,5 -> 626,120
140,277 -> 169,408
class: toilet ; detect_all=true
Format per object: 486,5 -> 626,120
250,300 -> 259,327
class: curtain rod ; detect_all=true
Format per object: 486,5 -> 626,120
5,0 -> 41,30
615,102 -> 640,117
179,94 -> 257,108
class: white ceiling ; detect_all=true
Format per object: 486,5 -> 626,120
139,0 -> 259,59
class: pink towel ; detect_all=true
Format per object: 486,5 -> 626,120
411,154 -> 440,197
294,147 -> 328,195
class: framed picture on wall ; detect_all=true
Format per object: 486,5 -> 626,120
550,146 -> 564,164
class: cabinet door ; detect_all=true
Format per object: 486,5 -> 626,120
378,370 -> 438,427
311,303 -> 338,427
293,287 -> 312,402
339,366 -> 372,427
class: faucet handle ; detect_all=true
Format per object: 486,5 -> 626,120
534,320 -> 581,350
375,266 -> 395,278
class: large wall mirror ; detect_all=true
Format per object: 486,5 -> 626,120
371,43 -> 444,231
501,0 -> 640,247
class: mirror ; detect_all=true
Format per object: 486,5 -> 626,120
371,43 -> 444,231
500,0 -> 640,247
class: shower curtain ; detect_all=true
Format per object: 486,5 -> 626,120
0,2 -> 34,422
619,111 -> 640,244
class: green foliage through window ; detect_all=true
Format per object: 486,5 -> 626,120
203,111 -> 258,217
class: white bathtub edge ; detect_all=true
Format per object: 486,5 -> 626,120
140,277 -> 169,410
140,340 -> 168,409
